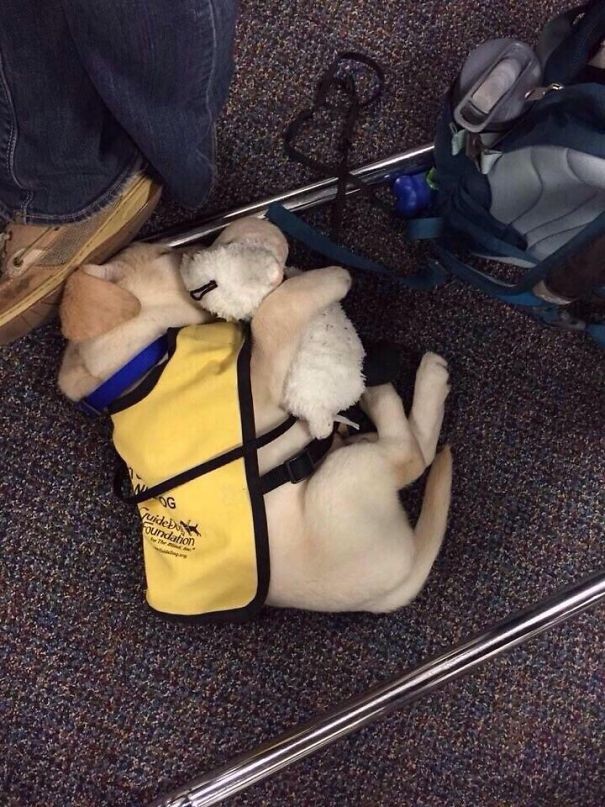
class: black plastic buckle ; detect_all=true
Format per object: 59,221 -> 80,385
284,449 -> 316,484
189,280 -> 218,302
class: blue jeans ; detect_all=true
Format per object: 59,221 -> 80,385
0,0 -> 237,224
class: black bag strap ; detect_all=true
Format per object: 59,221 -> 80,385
114,444 -> 245,505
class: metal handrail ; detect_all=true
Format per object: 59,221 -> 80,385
147,143 -> 435,247
150,571 -> 605,807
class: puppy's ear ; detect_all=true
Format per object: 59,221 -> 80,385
60,265 -> 141,343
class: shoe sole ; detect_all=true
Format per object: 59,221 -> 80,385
0,177 -> 162,345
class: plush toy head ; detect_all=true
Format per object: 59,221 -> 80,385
180,217 -> 288,321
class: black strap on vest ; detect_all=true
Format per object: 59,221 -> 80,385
114,415 -> 334,505
284,51 -> 390,239
259,429 -> 336,494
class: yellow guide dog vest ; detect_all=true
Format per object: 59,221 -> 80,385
110,322 -> 270,622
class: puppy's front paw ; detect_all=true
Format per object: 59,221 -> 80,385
321,266 -> 352,298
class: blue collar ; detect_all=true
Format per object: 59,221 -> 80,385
78,335 -> 169,416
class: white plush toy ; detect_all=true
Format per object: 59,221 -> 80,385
180,218 -> 365,439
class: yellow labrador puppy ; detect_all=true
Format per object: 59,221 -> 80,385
58,219 -> 452,616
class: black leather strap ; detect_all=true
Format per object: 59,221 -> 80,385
283,51 -> 390,239
256,415 -> 297,448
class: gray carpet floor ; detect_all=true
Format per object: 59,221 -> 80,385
2,1 -> 604,805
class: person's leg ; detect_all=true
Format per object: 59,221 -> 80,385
62,0 -> 237,209
0,0 -> 237,344
0,0 -> 141,224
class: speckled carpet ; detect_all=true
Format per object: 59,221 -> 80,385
1,2 -> 604,805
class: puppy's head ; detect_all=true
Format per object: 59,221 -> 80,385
60,243 -> 189,343
58,242 -> 211,401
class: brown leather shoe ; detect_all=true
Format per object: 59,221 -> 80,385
0,173 -> 162,345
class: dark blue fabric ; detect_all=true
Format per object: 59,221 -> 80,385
266,203 -> 448,290
0,0 -> 237,224
544,0 -> 605,84
497,85 -> 605,159
586,322 -> 605,347
406,216 -> 444,240
433,246 -> 547,307
433,100 -> 528,257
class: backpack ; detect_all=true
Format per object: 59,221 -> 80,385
423,0 -> 605,345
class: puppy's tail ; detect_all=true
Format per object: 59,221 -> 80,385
399,446 -> 453,606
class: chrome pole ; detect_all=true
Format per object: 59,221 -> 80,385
150,571 -> 605,807
149,143 -> 435,247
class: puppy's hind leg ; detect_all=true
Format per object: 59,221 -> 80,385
361,383 -> 427,488
298,398 -> 448,612
365,445 -> 453,612
357,382 -> 452,612
409,352 -> 450,466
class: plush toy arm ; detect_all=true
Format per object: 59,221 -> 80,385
283,300 -> 366,438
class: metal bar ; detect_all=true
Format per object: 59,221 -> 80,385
148,143 -> 435,247
150,571 -> 605,807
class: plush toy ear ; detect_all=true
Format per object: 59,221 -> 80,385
60,265 -> 141,343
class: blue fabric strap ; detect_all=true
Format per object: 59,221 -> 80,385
451,191 -> 537,265
406,216 -> 444,240
586,322 -> 605,348
78,335 -> 169,416
265,205 -> 605,347
434,249 -> 605,348
267,203 -> 447,289
434,209 -> 605,304
433,246 -> 547,306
